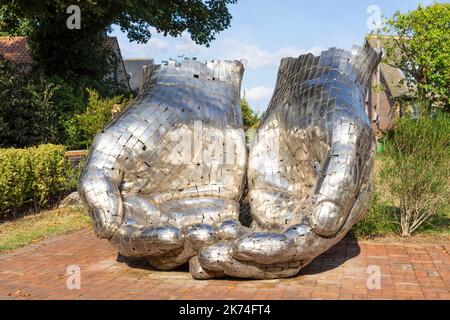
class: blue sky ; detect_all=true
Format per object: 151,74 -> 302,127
111,0 -> 439,113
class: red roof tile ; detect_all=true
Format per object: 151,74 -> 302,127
0,36 -> 118,71
0,36 -> 32,67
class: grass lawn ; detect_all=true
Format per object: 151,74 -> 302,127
0,206 -> 91,252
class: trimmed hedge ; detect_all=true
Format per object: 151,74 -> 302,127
0,144 -> 78,217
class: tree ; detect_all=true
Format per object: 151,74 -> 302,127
240,98 -> 260,131
0,57 -> 84,148
0,0 -> 236,88
380,3 -> 450,111
67,88 -> 129,149
380,110 -> 450,236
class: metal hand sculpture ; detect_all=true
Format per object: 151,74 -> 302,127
78,60 -> 249,270
192,43 -> 381,279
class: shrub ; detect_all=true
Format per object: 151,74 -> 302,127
380,111 -> 450,236
352,191 -> 397,237
0,144 -> 78,218
0,57 -> 41,147
241,98 -> 260,131
0,57 -> 84,148
65,89 -> 129,149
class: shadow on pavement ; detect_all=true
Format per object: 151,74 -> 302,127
299,233 -> 361,275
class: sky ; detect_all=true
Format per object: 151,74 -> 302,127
111,0 -> 440,113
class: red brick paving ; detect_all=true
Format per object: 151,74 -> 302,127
0,229 -> 449,300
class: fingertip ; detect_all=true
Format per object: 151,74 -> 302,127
216,220 -> 251,240
309,201 -> 347,237
198,242 -> 232,272
183,224 -> 216,249
232,233 -> 294,263
189,256 -> 224,280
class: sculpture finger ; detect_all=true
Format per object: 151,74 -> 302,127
196,241 -> 303,279
172,224 -> 217,263
216,219 -> 252,240
110,223 -> 183,257
189,255 -> 225,279
231,233 -> 296,264
148,223 -> 223,270
309,120 -> 375,237
78,166 -> 123,239
230,220 -> 329,263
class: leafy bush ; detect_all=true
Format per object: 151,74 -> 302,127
0,144 -> 78,218
241,98 -> 260,131
380,111 -> 450,236
352,191 -> 397,237
0,57 -> 130,149
0,57 -> 41,147
32,73 -> 85,145
0,57 -> 83,148
65,89 -> 129,149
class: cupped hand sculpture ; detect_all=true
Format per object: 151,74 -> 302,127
78,59 -> 250,270
192,43 -> 381,279
79,43 -> 381,279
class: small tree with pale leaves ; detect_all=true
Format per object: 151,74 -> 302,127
380,110 -> 449,236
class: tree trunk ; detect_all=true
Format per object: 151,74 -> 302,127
400,203 -> 411,237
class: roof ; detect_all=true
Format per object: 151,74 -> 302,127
0,36 -> 121,70
0,36 -> 32,69
367,35 -> 412,98
106,36 -> 131,91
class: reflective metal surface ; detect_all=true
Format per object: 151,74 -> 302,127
194,43 -> 381,279
79,43 -> 381,279
78,59 -> 248,270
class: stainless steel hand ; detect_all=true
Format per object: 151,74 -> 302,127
78,59 -> 248,270
194,43 -> 381,279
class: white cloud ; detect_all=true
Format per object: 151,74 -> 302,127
242,86 -> 274,113
221,41 -> 301,69
174,32 -> 208,57
309,46 -> 325,56
118,28 -> 326,70
218,40 -> 326,69
244,86 -> 273,102
118,37 -> 169,59
147,38 -> 170,51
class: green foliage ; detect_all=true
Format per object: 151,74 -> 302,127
380,111 -> 450,236
0,57 -> 83,147
29,30 -> 121,92
380,3 -> 450,111
352,191 -> 397,238
0,144 -> 78,218
0,0 -> 236,45
0,0 -> 236,87
65,89 -> 129,149
241,98 -> 260,131
0,5 -> 33,36
0,57 -> 37,147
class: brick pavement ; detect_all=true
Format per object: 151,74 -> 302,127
0,229 -> 449,300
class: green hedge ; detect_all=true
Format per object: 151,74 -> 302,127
0,144 -> 78,217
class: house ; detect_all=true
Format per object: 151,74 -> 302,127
0,36 -> 130,90
0,36 -> 32,72
124,58 -> 155,92
105,37 -> 131,91
366,35 -> 414,133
